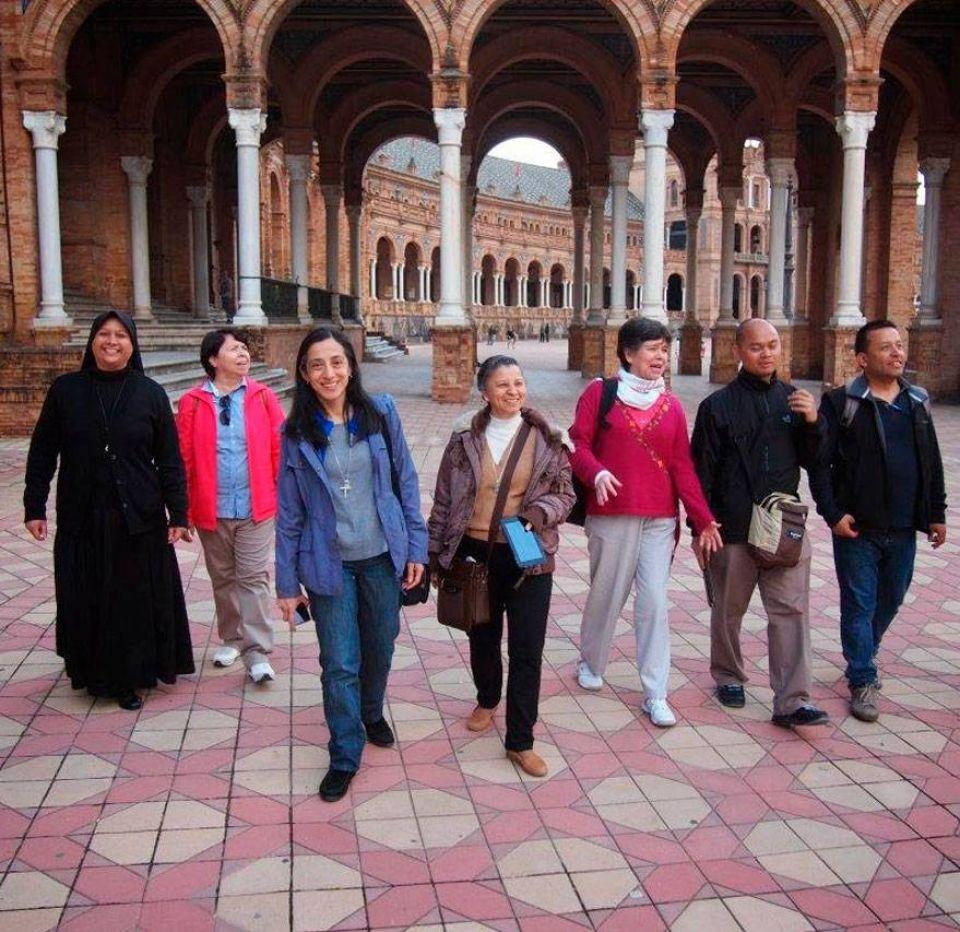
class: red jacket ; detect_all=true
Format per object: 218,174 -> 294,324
176,378 -> 285,531
569,380 -> 714,534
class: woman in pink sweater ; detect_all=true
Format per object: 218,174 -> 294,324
570,318 -> 722,727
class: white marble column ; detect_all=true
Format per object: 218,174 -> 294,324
764,157 -> 794,323
717,185 -> 739,320
347,205 -> 362,296
462,161 -> 474,312
684,203 -> 701,323
917,157 -> 950,321
120,156 -> 154,321
831,111 -> 876,325
369,258 -> 377,299
640,109 -> 675,322
23,111 -> 69,326
286,154 -> 312,321
587,185 -> 606,324
793,206 -> 813,320
609,154 -> 632,321
433,108 -> 467,324
186,185 -> 211,318
321,184 -> 342,323
519,275 -> 527,308
228,108 -> 267,325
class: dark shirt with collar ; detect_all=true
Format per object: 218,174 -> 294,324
876,388 -> 919,530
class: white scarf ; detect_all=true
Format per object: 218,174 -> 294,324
616,368 -> 665,410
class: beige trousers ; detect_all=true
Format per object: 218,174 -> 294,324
197,517 -> 275,668
708,538 -> 812,716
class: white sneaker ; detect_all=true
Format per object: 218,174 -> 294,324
577,660 -> 603,691
249,662 -> 275,685
213,646 -> 240,668
644,698 -> 677,728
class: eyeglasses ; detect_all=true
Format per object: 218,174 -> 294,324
219,395 -> 231,426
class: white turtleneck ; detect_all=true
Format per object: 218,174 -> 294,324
485,412 -> 523,464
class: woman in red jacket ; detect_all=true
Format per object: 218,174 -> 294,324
570,317 -> 722,727
176,329 -> 285,684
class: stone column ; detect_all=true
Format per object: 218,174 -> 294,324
286,153 -> 312,322
519,275 -> 527,308
228,108 -> 267,325
321,184 -> 343,325
462,162 -> 474,312
710,184 -> 741,384
120,155 -> 154,321
679,190 -> 703,375
765,158 -> 794,323
347,205 -> 363,306
586,186 -> 606,326
609,155 -> 631,322
431,107 -> 471,402
824,110 -> 876,388
369,259 -> 376,299
790,205 -> 814,378
186,184 -> 211,318
22,111 -> 70,327
640,109 -> 675,323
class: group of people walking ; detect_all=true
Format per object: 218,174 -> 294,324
24,309 -> 945,800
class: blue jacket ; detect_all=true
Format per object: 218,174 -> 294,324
275,394 -> 428,597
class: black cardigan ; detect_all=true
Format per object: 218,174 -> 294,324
24,370 -> 188,534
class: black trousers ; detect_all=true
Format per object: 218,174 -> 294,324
459,536 -> 552,751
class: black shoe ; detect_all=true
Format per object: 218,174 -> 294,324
772,705 -> 829,729
717,685 -> 746,708
318,768 -> 355,802
116,691 -> 143,711
364,718 -> 395,747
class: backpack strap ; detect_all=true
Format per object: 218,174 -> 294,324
597,377 -> 618,430
841,395 -> 859,429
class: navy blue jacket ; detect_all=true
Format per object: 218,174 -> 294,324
275,394 -> 428,598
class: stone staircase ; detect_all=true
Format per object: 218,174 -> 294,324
364,332 -> 408,363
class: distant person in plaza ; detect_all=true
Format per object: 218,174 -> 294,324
23,312 -> 194,711
428,355 -> 575,777
690,318 -> 829,728
176,329 -> 285,685
275,327 -> 427,802
570,317 -> 722,727
809,319 -> 946,723
506,327 -> 517,348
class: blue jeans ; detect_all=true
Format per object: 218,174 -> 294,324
833,530 -> 916,689
308,552 -> 400,772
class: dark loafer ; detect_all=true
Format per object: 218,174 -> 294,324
116,691 -> 143,711
364,718 -> 395,747
717,684 -> 746,708
319,768 -> 355,802
772,706 -> 829,729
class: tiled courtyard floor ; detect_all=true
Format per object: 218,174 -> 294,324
0,340 -> 959,931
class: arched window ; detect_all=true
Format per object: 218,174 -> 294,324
669,221 -> 687,250
734,224 -> 744,253
666,274 -> 684,312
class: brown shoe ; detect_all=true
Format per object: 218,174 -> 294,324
506,749 -> 548,778
466,705 -> 497,732
850,683 -> 880,723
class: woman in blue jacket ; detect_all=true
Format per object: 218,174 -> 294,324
276,327 -> 427,802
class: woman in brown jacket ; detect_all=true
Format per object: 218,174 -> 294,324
429,355 -> 575,777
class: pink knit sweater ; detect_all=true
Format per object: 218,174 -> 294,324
569,380 -> 714,533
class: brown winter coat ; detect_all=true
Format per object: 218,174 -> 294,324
428,406 -> 576,575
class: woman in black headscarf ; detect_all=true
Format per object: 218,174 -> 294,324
24,312 -> 195,710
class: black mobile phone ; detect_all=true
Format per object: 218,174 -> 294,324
295,602 -> 311,624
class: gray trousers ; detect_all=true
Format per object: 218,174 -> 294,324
579,515 -> 677,699
197,517 -> 275,668
708,538 -> 813,716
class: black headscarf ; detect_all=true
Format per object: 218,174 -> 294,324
81,311 -> 144,373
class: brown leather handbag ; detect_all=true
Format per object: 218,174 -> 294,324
436,423 -> 532,633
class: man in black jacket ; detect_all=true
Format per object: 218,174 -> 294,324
809,319 -> 946,723
691,319 -> 828,728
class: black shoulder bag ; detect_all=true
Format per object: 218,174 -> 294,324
567,378 -> 618,526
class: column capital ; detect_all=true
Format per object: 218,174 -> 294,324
186,184 -> 209,207
718,185 -> 741,210
919,157 -> 951,188
609,154 -> 633,185
765,157 -> 796,187
345,203 -> 363,221
588,185 -> 607,209
571,205 -> 589,224
835,110 -> 876,150
228,107 -> 266,147
283,126 -> 315,156
120,155 -> 153,185
321,184 -> 342,207
684,186 -> 705,215
685,205 -> 703,227
433,107 -> 466,146
284,152 -> 312,183
639,109 -> 675,147
460,153 -> 472,176
22,110 -> 65,149
798,205 -> 815,224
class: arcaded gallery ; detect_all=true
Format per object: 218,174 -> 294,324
0,0 -> 957,425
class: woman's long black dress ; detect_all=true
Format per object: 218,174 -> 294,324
24,314 -> 195,697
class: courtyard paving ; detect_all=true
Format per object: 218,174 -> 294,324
0,339 -> 959,930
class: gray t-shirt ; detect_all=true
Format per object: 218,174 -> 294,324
325,425 -> 388,561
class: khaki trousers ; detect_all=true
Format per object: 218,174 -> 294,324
197,517 -> 275,668
708,538 -> 812,716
